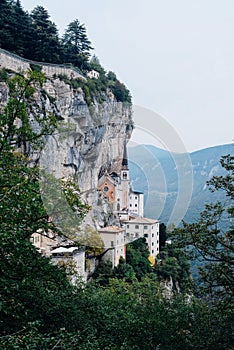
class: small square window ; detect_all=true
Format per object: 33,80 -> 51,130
135,225 -> 139,229
144,225 -> 148,229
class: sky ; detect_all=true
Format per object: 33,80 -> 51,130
21,0 -> 234,153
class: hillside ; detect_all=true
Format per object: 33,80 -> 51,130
128,143 -> 233,225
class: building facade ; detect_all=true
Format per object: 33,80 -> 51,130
122,217 -> 160,260
129,190 -> 144,217
98,226 -> 126,267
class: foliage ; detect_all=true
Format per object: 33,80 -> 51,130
0,1 -> 132,105
79,225 -> 104,256
155,244 -> 192,292
0,70 -> 89,337
171,153 -> 234,303
91,260 -> 113,285
0,70 -> 57,154
159,222 -> 167,249
126,238 -> 153,279
1,278 -> 233,350
62,19 -> 93,71
0,68 -> 8,82
110,79 -> 132,103
112,256 -> 136,282
30,6 -> 62,63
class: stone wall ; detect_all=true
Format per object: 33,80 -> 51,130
0,48 -> 86,80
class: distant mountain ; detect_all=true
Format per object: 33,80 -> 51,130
128,143 -> 233,226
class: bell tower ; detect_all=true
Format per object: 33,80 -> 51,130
120,141 -> 130,210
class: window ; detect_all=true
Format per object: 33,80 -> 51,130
123,172 -> 127,179
144,225 -> 148,229
152,242 -> 154,246
144,234 -> 148,238
130,204 -> 132,207
135,196 -> 137,200
152,233 -> 154,237
135,204 -> 137,207
152,250 -> 154,254
127,225 -> 129,228
111,241 -> 114,247
135,225 -> 139,229
103,186 -> 109,192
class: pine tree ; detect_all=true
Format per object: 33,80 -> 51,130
11,0 -> 34,57
30,6 -> 62,63
62,19 -> 93,70
0,0 -> 15,51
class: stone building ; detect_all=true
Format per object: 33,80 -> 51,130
122,217 -> 160,260
51,246 -> 86,283
129,190 -> 144,217
98,226 -> 126,267
87,69 -> 100,79
30,230 -> 57,256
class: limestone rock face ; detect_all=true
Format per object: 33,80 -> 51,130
34,78 -> 133,228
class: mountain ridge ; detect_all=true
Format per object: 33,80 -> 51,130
128,143 -> 233,226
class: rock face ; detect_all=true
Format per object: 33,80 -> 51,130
0,48 -> 133,230
35,78 -> 133,228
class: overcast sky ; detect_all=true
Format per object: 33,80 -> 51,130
21,0 -> 234,152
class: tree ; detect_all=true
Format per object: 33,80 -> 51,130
30,6 -> 62,63
155,244 -> 192,292
159,222 -> 167,249
0,0 -> 15,51
0,70 -> 89,335
126,238 -> 152,279
62,19 -> 93,70
112,256 -> 136,282
110,79 -> 132,103
11,0 -> 34,57
171,154 -> 234,303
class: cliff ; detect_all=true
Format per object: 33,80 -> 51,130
0,50 -> 133,229
40,78 -> 133,228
